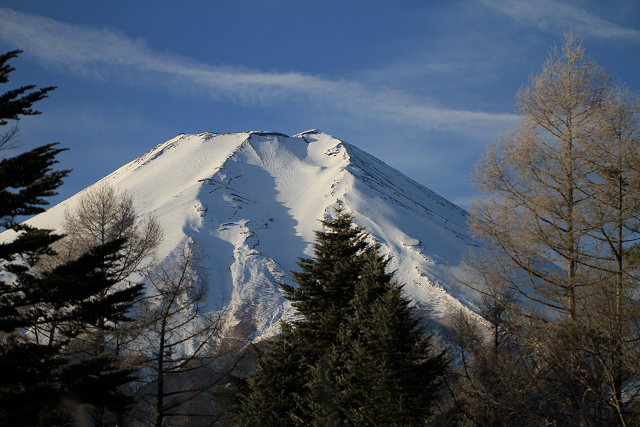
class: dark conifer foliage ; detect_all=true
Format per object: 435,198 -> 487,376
281,207 -> 367,359
236,209 -> 368,427
0,50 -> 55,127
307,247 -> 446,427
0,51 -> 141,426
0,143 -> 70,228
236,209 -> 445,427
235,323 -> 305,427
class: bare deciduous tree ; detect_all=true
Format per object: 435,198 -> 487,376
454,34 -> 640,426
51,183 -> 161,281
33,183 -> 162,426
36,183 -> 161,345
131,239 -> 248,427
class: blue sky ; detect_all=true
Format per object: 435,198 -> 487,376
0,1 -> 639,210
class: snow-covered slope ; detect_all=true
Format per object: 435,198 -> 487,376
14,130 -> 478,336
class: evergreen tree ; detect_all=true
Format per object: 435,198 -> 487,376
281,207 -> 368,360
0,50 -> 141,426
0,50 -> 55,152
236,209 -> 367,426
0,240 -> 142,425
309,247 -> 446,427
235,323 -> 305,427
236,209 -> 445,427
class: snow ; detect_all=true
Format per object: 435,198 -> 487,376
6,130 -> 479,337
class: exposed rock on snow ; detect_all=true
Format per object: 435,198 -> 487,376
10,131 -> 478,337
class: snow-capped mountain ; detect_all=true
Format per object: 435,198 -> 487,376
15,130 -> 478,336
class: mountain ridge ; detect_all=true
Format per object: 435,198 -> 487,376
8,130 -> 478,336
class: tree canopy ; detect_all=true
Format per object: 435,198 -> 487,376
235,208 -> 446,427
0,50 -> 142,426
450,33 -> 640,427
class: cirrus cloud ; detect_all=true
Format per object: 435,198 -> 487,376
0,7 -> 517,138
481,0 -> 640,42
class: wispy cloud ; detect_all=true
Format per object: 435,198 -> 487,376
0,7 -> 516,137
482,0 -> 640,42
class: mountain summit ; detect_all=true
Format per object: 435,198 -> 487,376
18,130 -> 477,335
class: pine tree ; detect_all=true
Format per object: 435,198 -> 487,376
235,323 -> 305,427
236,209 -> 367,426
309,247 -> 446,427
281,207 -> 368,360
0,50 -> 55,152
0,50 -> 141,426
236,209 -> 445,427
0,235 -> 143,425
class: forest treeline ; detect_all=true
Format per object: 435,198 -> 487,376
2,32 -> 640,427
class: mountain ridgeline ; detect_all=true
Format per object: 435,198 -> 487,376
19,129 -> 477,335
